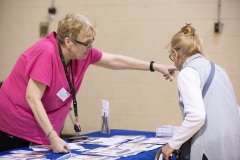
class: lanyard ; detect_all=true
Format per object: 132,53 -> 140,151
58,43 -> 81,133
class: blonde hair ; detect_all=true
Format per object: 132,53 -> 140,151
57,13 -> 96,43
170,23 -> 203,59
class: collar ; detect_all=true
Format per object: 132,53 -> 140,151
183,53 -> 203,68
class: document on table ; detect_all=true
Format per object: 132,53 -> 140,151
140,137 -> 171,144
68,143 -> 89,151
0,150 -> 48,160
29,143 -> 51,151
83,146 -> 136,157
117,142 -> 162,151
67,154 -> 119,160
83,137 -> 127,146
111,135 -> 145,140
82,142 -> 161,157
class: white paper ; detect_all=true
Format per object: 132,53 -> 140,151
111,135 -> 145,140
56,87 -> 70,101
56,153 -> 77,160
29,144 -> 51,151
68,143 -> 85,150
0,150 -> 48,160
101,100 -> 110,117
67,155 -> 118,160
141,137 -> 171,144
83,147 -> 132,157
85,137 -> 126,146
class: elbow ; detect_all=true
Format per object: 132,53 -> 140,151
196,112 -> 206,127
26,92 -> 30,103
187,111 -> 206,127
26,93 -> 33,105
26,92 -> 39,107
26,90 -> 33,103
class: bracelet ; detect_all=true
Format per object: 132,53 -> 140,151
46,128 -> 55,138
150,61 -> 155,72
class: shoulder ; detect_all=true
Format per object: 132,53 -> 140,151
179,67 -> 199,80
86,48 -> 103,63
36,34 -> 57,53
24,36 -> 57,59
178,67 -> 200,86
89,48 -> 102,55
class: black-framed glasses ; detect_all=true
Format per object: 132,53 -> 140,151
169,52 -> 174,61
169,48 -> 180,61
75,38 -> 95,48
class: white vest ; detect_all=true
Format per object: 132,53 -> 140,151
179,54 -> 240,160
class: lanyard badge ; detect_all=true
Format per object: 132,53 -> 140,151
74,118 -> 81,133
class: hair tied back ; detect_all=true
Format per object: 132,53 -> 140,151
181,23 -> 195,36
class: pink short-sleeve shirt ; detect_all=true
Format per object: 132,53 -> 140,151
0,32 -> 102,144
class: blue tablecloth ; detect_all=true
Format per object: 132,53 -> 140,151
0,129 -> 162,160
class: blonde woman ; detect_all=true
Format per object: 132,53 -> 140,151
162,24 -> 240,160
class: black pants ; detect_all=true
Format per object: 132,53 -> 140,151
0,130 -> 30,152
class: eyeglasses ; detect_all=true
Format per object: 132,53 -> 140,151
75,38 -> 95,48
169,48 -> 180,61
169,52 -> 174,61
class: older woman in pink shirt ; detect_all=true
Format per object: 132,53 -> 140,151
0,13 -> 176,153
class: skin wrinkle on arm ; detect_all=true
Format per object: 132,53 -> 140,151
168,67 -> 206,150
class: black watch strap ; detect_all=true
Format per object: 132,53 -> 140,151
150,61 -> 155,72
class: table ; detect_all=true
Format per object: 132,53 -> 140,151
0,129 -> 163,160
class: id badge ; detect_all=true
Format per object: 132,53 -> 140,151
56,87 -> 70,101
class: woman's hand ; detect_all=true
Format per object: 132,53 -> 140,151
154,64 -> 177,81
50,135 -> 70,153
161,143 -> 175,160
